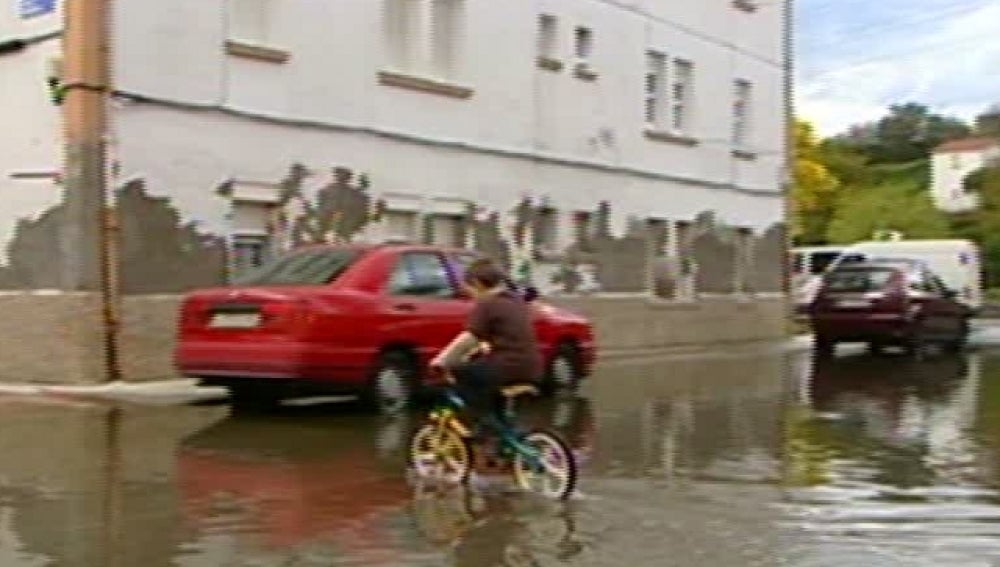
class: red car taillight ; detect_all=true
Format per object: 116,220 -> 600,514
179,299 -> 209,330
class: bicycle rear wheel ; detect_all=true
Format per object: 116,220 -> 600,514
512,429 -> 577,500
409,422 -> 472,484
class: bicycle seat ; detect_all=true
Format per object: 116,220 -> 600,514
501,384 -> 539,398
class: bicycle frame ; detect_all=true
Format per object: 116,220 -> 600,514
428,387 -> 546,470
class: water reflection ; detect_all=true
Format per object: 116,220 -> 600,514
409,481 -> 583,566
9,349 -> 1000,564
175,396 -> 595,565
783,351 -> 1000,565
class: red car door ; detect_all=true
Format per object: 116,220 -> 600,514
381,251 -> 471,364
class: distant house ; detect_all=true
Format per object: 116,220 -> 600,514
930,137 -> 1000,212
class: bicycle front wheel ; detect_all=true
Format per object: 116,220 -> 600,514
409,422 -> 472,484
512,429 -> 578,500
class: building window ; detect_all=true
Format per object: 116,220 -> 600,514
733,79 -> 753,149
574,26 -> 593,61
383,210 -> 419,242
538,14 -> 558,60
385,0 -> 420,69
572,26 -> 597,80
671,59 -> 693,133
425,213 -> 466,247
385,0 -> 464,78
430,0 -> 462,77
229,0 -> 271,45
231,234 -> 271,278
536,13 -> 563,71
645,51 -> 666,126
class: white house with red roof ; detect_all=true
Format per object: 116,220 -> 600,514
930,137 -> 1000,212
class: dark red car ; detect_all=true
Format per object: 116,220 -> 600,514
174,243 -> 596,412
808,258 -> 971,357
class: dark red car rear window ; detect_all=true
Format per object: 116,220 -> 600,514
823,268 -> 896,293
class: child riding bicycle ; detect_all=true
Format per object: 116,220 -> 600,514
429,258 -> 543,438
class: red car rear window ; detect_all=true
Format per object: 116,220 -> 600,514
233,248 -> 360,286
823,268 -> 895,293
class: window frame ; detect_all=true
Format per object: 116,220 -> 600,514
387,251 -> 460,298
670,58 -> 694,134
645,51 -> 666,127
732,79 -> 753,149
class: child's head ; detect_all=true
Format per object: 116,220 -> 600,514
462,258 -> 507,297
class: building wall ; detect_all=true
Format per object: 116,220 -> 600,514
104,0 -> 786,285
930,147 -> 998,212
0,0 -> 791,383
0,5 -> 64,285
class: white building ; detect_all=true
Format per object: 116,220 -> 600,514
0,0 -> 791,383
930,137 -> 1000,212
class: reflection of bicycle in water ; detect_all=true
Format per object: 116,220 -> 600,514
409,480 -> 583,566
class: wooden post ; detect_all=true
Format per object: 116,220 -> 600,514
62,0 -> 118,381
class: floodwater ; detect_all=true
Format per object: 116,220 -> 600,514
3,346 -> 1000,566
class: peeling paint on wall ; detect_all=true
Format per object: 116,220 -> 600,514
0,201 -> 66,290
117,180 -> 228,294
0,158 -> 787,298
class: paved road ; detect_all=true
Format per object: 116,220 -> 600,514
3,345 -> 1000,566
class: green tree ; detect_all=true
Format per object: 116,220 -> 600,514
826,178 -> 951,244
818,138 -> 873,188
975,104 -> 1000,138
834,102 -> 971,164
791,120 -> 841,244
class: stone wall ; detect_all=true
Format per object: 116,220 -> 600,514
109,293 -> 787,383
0,292 -> 106,385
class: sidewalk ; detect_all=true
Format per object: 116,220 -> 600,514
0,335 -> 816,405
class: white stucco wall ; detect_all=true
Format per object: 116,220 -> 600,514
930,146 -> 999,212
0,5 -> 64,263
109,0 -> 787,246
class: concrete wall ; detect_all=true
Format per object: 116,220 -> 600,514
114,292 -> 786,383
0,292 -> 105,384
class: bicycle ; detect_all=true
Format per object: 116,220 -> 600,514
408,381 -> 578,501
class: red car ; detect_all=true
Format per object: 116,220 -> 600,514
808,258 -> 971,357
174,243 -> 596,412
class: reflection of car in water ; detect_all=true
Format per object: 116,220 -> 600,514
176,396 -> 594,560
808,354 -> 973,449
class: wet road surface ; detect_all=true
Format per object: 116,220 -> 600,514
3,347 -> 1000,566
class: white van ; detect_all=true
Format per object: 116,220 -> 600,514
829,239 -> 982,310
791,245 -> 848,310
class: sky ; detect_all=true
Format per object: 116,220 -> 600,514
796,0 -> 1000,137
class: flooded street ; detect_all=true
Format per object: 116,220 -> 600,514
4,347 -> 1000,566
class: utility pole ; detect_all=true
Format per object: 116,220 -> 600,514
62,0 -> 119,382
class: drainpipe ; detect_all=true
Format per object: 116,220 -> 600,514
780,0 -> 795,318
62,0 -> 120,382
